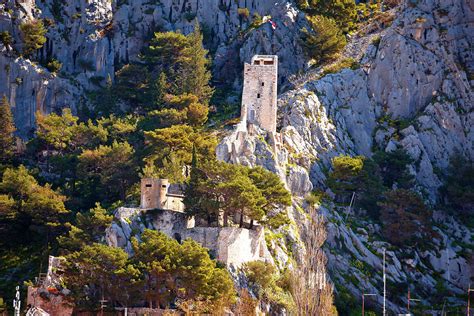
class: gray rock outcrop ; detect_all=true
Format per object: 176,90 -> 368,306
1,0 -> 310,136
217,0 -> 473,311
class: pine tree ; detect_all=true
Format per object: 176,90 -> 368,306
184,144 -> 202,217
177,22 -> 214,104
0,95 -> 15,163
301,15 -> 346,65
297,0 -> 357,33
19,19 -> 47,57
149,72 -> 169,110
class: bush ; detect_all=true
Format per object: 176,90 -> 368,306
0,31 -> 13,47
373,148 -> 414,189
440,155 -> 474,216
237,8 -> 250,19
379,189 -> 432,246
296,0 -> 357,33
46,59 -> 62,73
305,189 -> 329,206
20,20 -> 47,56
322,57 -> 359,76
243,261 -> 294,310
327,155 -> 385,217
251,12 -> 263,27
327,155 -> 364,202
301,15 -> 346,65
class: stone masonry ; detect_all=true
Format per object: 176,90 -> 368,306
140,178 -> 185,212
241,55 -> 278,134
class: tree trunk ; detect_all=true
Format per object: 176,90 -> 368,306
239,211 -> 244,228
250,219 -> 254,229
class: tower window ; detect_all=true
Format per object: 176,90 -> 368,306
261,82 -> 265,86
145,184 -> 152,188
257,93 -> 261,98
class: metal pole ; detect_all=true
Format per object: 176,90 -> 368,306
383,248 -> 386,316
446,248 -> 450,283
468,284 -> 472,316
13,286 -> 20,316
408,288 -> 410,312
362,293 -> 365,316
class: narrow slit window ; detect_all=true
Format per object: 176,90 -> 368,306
145,184 -> 152,188
261,82 -> 265,86
257,93 -> 261,98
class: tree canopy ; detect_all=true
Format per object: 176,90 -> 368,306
0,95 -> 15,164
20,19 -> 47,56
301,15 -> 347,64
379,189 -> 432,246
184,160 -> 291,228
131,229 -> 235,310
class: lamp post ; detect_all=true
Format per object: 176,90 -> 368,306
362,293 -> 376,316
468,284 -> 474,316
13,286 -> 20,316
383,248 -> 386,316
407,288 -> 420,313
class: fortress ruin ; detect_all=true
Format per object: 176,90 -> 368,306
240,55 -> 278,134
140,178 -> 185,212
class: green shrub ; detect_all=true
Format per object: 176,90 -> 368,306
265,211 -> 291,229
46,59 -> 62,73
322,57 -> 359,76
379,189 -> 432,246
243,261 -> 294,310
371,35 -> 381,47
19,20 -> 47,56
0,31 -> 13,47
440,155 -> 474,216
296,0 -> 357,33
237,7 -> 250,19
373,148 -> 414,189
305,189 -> 329,206
251,12 -> 263,27
301,15 -> 346,65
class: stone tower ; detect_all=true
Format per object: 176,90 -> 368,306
140,178 -> 169,209
241,55 -> 278,134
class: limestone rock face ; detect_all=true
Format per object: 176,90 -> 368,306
216,0 -> 473,311
368,0 -> 473,118
0,53 -> 82,138
1,0 -> 309,136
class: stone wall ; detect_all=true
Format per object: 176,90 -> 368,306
184,226 -> 273,267
241,55 -> 278,134
106,207 -> 272,268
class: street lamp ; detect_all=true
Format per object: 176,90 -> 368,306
407,289 -> 420,313
362,293 -> 376,316
468,284 -> 474,316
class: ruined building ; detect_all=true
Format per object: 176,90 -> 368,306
140,178 -> 185,212
240,55 -> 278,134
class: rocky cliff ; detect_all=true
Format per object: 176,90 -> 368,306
1,0 -> 473,313
0,0 -> 308,137
218,0 -> 473,312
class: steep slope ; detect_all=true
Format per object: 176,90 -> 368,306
0,0 -> 308,137
1,0 -> 472,313
218,0 -> 473,312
